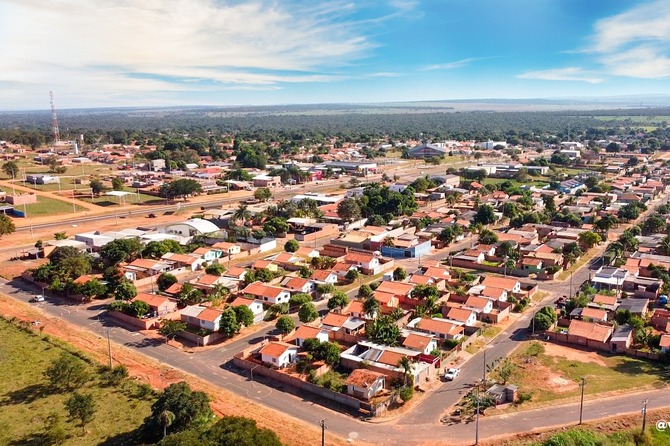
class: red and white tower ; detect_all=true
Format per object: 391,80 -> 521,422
50,90 -> 60,143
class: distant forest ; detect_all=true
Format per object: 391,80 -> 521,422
1,104 -> 670,147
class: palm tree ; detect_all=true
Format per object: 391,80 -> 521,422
398,356 -> 413,386
659,235 -> 670,256
606,242 -> 624,265
383,236 -> 395,247
159,410 -> 175,438
232,204 -> 252,225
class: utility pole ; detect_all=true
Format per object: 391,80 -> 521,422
475,387 -> 480,446
107,329 -> 113,368
579,377 -> 586,424
641,398 -> 649,433
570,271 -> 574,298
319,419 -> 326,446
482,349 -> 487,383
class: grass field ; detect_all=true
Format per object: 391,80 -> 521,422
499,342 -> 669,406
0,317 -> 154,446
0,186 -> 83,216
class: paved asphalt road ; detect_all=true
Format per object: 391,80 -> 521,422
3,191 -> 668,445
3,252 -> 668,445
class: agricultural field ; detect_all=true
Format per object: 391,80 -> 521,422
0,317 -> 154,446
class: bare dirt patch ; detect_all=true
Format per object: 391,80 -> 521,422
542,342 -> 608,367
0,294 -> 354,446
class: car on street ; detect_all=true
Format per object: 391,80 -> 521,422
443,368 -> 460,381
147,213 -> 157,218
30,295 -> 45,303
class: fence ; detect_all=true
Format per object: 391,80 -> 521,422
544,331 -> 661,359
178,330 -> 226,346
108,311 -> 159,330
233,355 -> 363,412
449,258 -> 530,278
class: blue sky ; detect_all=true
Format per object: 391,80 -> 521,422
1,0 -> 670,109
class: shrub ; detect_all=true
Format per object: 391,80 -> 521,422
398,386 -> 414,402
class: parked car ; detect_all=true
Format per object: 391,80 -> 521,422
30,295 -> 45,303
443,368 -> 460,381
147,213 -> 157,218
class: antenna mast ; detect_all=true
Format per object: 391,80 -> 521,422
50,91 -> 60,144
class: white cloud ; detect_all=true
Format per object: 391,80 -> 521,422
587,0 -> 670,78
421,58 -> 485,71
517,68 -> 604,84
0,0 -> 377,107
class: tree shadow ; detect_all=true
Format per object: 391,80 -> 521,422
609,354 -> 670,383
8,432 -> 54,446
97,428 -> 145,446
2,383 -> 52,405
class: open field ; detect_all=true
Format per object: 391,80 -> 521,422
494,408 -> 670,446
0,317 -> 153,446
0,186 -> 84,217
490,342 -> 670,409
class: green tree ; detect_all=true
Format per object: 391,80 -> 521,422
130,300 -> 151,318
327,292 -> 349,311
298,302 -> 319,323
115,280 -> 138,301
111,177 -> 125,191
101,238 -> 142,265
478,228 -> 499,244
393,267 -> 408,281
284,239 -> 300,252
203,416 -> 283,446
233,305 -> 255,327
473,204 -> 496,225
411,284 -> 440,301
159,410 -> 175,439
345,269 -> 359,281
289,293 -> 312,307
45,353 -> 90,391
578,230 -> 602,249
144,382 -> 212,439
205,263 -> 225,276
219,308 -> 241,336
275,315 -> 295,334
65,392 -> 96,435
79,278 -> 107,300
176,283 -> 204,306
43,412 -> 67,445
337,197 -> 362,222
90,179 -> 107,195
366,315 -> 400,345
1,160 -> 19,178
358,283 -> 372,298
159,179 -> 203,201
0,213 -> 17,239
363,296 -> 380,316
642,213 -> 666,235
159,320 -> 187,340
253,187 -> 273,202
157,273 -> 178,292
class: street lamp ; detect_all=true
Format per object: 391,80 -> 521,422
641,398 -> 649,433
579,377 -> 586,424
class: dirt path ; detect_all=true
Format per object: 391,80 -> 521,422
0,294 -> 352,446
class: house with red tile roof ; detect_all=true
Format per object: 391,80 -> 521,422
223,266 -> 247,281
343,252 -> 381,274
259,341 -> 299,368
310,269 -> 338,284
211,241 -> 241,255
131,292 -> 177,316
346,300 -> 376,320
161,252 -> 205,271
660,334 -> 670,354
568,319 -> 613,344
401,332 -> 438,355
229,296 -> 265,323
480,276 -> 521,293
442,307 -> 477,326
121,258 -> 174,281
242,281 -> 291,305
464,295 -> 493,314
320,312 -> 366,334
180,305 -> 223,332
375,281 -> 414,297
290,324 -> 329,347
280,276 -> 315,294
408,317 -> 464,340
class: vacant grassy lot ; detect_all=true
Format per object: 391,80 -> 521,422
497,342 -> 669,406
0,186 -> 83,216
0,318 -> 154,445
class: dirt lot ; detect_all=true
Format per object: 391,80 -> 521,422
543,342 -> 608,367
0,293 -> 353,446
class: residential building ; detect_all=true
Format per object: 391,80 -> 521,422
345,369 -> 386,400
242,281 -> 291,305
259,342 -> 299,368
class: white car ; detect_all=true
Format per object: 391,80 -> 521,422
30,295 -> 45,303
444,368 -> 460,381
